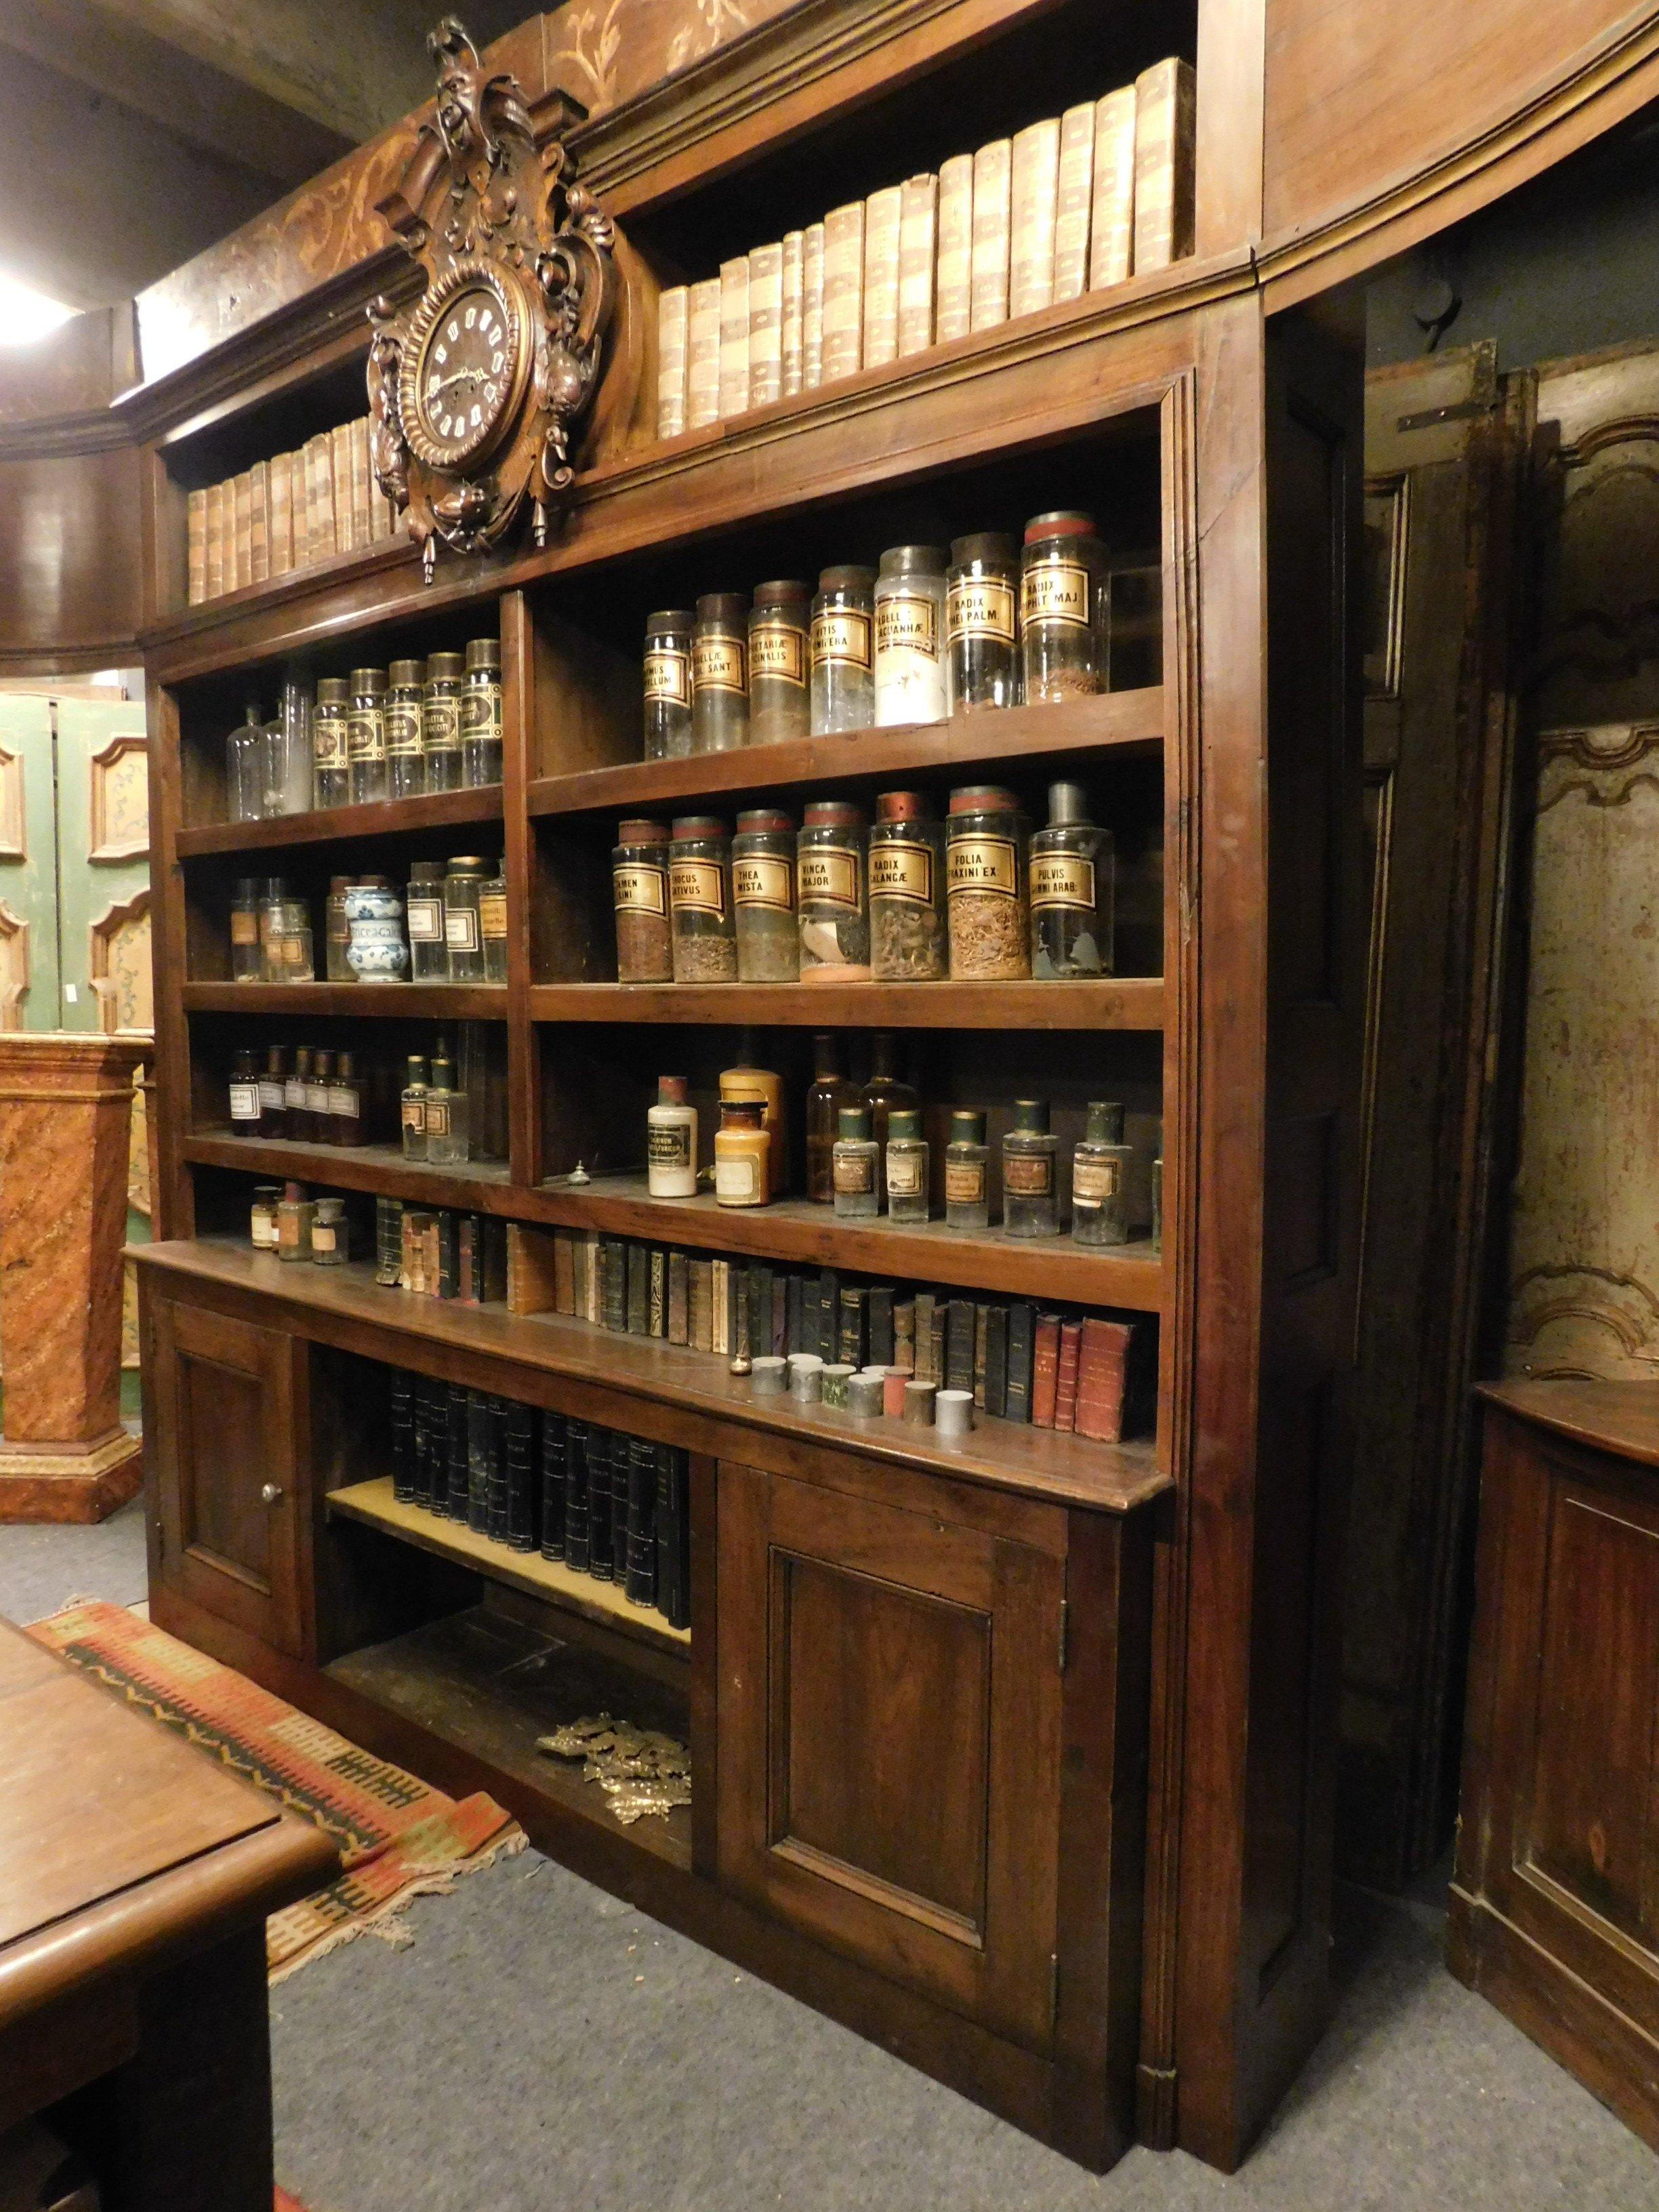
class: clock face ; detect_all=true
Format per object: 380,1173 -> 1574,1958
413,282 -> 520,467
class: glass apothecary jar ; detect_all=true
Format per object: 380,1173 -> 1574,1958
747,581 -> 811,745
668,815 -> 737,983
406,859 -> 447,982
230,876 -> 262,981
947,533 -> 1019,712
691,593 -> 750,753
480,866 -> 508,984
810,565 -> 876,736
613,817 -> 673,983
443,856 -> 490,983
462,638 -> 503,787
946,784 -> 1029,979
264,678 -> 314,816
1029,780 -> 1113,977
732,808 -> 798,981
325,874 -> 353,982
874,544 -> 948,726
312,678 -> 350,808
869,790 -> 946,982
1002,1097 -> 1061,1237
272,893 -> 314,981
642,610 -> 693,760
347,667 -> 389,806
386,658 -> 426,800
423,653 -> 466,792
1020,510 -> 1107,703
311,1197 -> 348,1265
796,800 -> 869,981
226,701 -> 264,821
944,1108 -> 990,1229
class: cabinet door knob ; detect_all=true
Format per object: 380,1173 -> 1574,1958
260,1482 -> 283,1505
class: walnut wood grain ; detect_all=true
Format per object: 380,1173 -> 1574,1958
176,783 -> 503,857
528,979 -> 1165,1030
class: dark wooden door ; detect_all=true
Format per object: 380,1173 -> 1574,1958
146,1294 -> 308,1658
717,1458 -> 1064,2049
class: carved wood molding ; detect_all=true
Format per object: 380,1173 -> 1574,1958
87,888 -> 152,1037
0,743 -> 25,862
87,733 -> 149,862
0,901 -> 28,1031
1536,721 -> 1659,813
1507,1263 -> 1659,1378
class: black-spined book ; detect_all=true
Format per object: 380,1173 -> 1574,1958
445,1382 -> 470,1520
564,1420 -> 591,1572
1005,1301 -> 1036,1422
945,1299 -> 975,1394
390,1371 -> 415,1501
466,1391 -> 493,1534
625,1436 -> 657,1607
817,1268 -> 840,1362
487,1395 -> 512,1541
587,1427 -> 615,1581
539,1412 -> 568,1561
838,1284 -> 867,1370
985,1305 -> 1010,1418
868,1285 -> 895,1369
654,1444 -> 690,1629
626,1243 -> 651,1334
436,1210 -> 461,1300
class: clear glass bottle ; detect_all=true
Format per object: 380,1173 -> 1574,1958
325,876 -> 353,982
810,565 -> 876,735
386,659 -> 426,800
691,592 -> 750,752
405,861 -> 447,982
310,1195 -> 347,1265
805,1032 -> 855,1205
265,678 -> 314,815
286,1046 -> 313,1142
861,1031 -> 917,1158
462,638 -> 503,787
274,894 -> 314,981
747,580 -> 811,745
312,678 -> 350,808
796,800 -> 869,981
230,876 -> 263,981
1071,1099 -> 1132,1246
480,865 -> 508,985
947,783 -> 1030,979
258,876 -> 287,980
1002,1098 -> 1060,1237
947,532 -> 1019,712
642,611 -> 694,760
732,807 -> 798,982
945,1108 -> 990,1229
348,667 -> 390,806
613,819 -> 673,983
443,856 -> 489,983
328,1049 -> 367,1148
714,1097 -> 770,1208
1020,510 -> 1107,703
275,1181 -> 314,1261
401,1056 -> 429,1162
668,816 -> 737,983
306,1049 -> 334,1138
874,544 -> 949,726
228,1047 -> 261,1136
647,1074 -> 698,1197
226,701 -> 264,821
832,1106 -> 880,1218
250,1183 -> 283,1253
424,1050 -> 470,1164
422,653 -> 466,792
1030,780 -> 1113,979
869,790 -> 946,981
259,1045 -> 287,1139
885,1107 -> 930,1223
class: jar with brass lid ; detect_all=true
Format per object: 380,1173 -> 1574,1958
691,592 -> 750,753
1020,510 -> 1107,703
747,580 -> 811,745
669,815 -> 737,982
462,637 -> 503,787
312,677 -> 350,808
1029,779 -> 1113,977
874,544 -> 949,726
732,807 -> 798,981
423,652 -> 466,792
387,657 -> 426,800
348,667 -> 389,805
613,818 -> 672,983
642,610 -> 693,760
946,783 -> 1029,979
796,799 -> 869,981
810,565 -> 876,735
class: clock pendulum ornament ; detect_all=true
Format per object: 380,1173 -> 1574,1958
366,15 -> 618,581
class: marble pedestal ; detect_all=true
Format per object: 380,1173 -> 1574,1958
0,1033 -> 148,1521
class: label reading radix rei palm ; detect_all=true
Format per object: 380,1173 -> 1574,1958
750,620 -> 807,686
644,647 -> 691,707
947,577 -> 1016,643
693,636 -> 747,693
733,855 -> 794,912
1021,560 -> 1090,628
669,859 -> 727,918
869,840 -> 935,905
811,609 -> 872,670
947,834 -> 1018,898
1029,855 -> 1097,912
613,862 -> 668,917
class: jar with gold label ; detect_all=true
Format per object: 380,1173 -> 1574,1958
462,638 -> 503,787
406,860 -> 448,982
613,818 -> 672,983
312,678 -> 350,808
347,668 -> 389,805
691,592 -> 750,753
810,565 -> 876,735
731,807 -> 798,981
1020,510 -> 1107,702
386,659 -> 426,800
946,783 -> 1029,979
874,544 -> 949,726
642,610 -> 693,760
947,532 -> 1019,712
748,580 -> 811,745
869,790 -> 946,981
480,865 -> 508,984
669,815 -> 737,982
1002,1098 -> 1060,1237
796,800 -> 869,981
423,653 -> 466,792
1071,1099 -> 1132,1246
1029,780 -> 1113,977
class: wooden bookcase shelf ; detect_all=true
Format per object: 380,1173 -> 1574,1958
182,1132 -> 512,1209
181,982 -> 508,1019
527,979 -> 1165,1030
176,783 -> 504,859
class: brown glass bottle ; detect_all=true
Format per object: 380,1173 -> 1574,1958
329,1049 -> 367,1147
860,1030 -> 918,1157
804,1031 -> 857,1204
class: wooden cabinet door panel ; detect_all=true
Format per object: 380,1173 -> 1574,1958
718,1459 -> 1063,2049
148,1296 -> 307,1658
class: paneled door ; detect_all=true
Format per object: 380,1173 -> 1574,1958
717,1458 -> 1065,2049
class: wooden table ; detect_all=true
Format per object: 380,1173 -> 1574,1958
0,1615 -> 337,2209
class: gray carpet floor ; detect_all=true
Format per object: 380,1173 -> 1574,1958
6,1512 -> 1656,2212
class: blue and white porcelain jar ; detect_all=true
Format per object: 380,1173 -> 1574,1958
343,878 -> 409,983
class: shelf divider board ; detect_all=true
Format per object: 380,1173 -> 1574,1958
528,978 -> 1164,1029
502,588 -> 544,1189
182,983 -> 509,1019
183,1132 -> 512,1208
327,1474 -> 692,1656
176,783 -> 504,859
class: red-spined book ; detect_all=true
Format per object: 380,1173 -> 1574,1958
1076,1316 -> 1135,1441
1054,1319 -> 1083,1433
1031,1312 -> 1063,1429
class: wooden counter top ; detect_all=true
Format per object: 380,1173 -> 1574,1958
1477,1376 -> 1659,1470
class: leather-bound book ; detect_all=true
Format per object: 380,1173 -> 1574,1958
539,1412 -> 568,1561
390,1371 -> 415,1501
506,1400 -> 538,1552
839,1284 -> 868,1372
972,1303 -> 990,1408
689,1258 -> 714,1351
821,200 -> 865,384
436,1210 -> 460,1300
249,462 -> 270,585
746,1265 -> 773,1361
747,240 -> 783,411
204,479 -> 225,598
868,1284 -> 895,1369
816,1267 -> 840,1361
611,1431 -> 632,1582
1053,1319 -> 1083,1434
1132,57 -> 1195,273
686,276 -> 722,429
786,1271 -> 806,1357
802,222 -> 826,389
897,172 -> 937,356
712,1257 -> 730,1353
770,1273 -> 788,1357
1009,118 -> 1061,319
268,451 -> 294,575
945,1298 -> 975,1395
657,283 -> 689,439
466,1391 -> 493,1533
231,470 -> 253,591
984,1305 -> 1009,1418
718,255 -> 750,419
913,1292 -> 937,1384
563,1420 -> 591,1572
655,1445 -> 690,1629
861,184 -> 902,369
479,1218 -> 508,1305
626,1437 -> 657,1607
600,1237 -> 628,1332
893,1298 -> 916,1375
553,1227 -> 576,1315
1031,1313 -> 1063,1429
186,488 -> 207,605
935,152 -> 974,343
410,1378 -> 435,1510
487,1395 -> 511,1540
1053,102 -> 1094,302
349,417 -> 373,550
1075,1316 -> 1146,1441
1088,86 -> 1136,291
929,1301 -> 947,1389
581,1231 -> 603,1324
587,1427 -> 615,1581
626,1241 -> 651,1334
668,1250 -> 690,1345
329,422 -> 354,554
969,138 -> 1011,331
781,230 -> 804,396
650,1248 -> 668,1338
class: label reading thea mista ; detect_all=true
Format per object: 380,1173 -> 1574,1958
643,648 -> 691,708
1029,854 -> 1097,912
834,1151 -> 875,1195
798,848 -> 861,909
1073,1157 -> 1122,1203
811,609 -> 872,669
869,840 -> 935,904
1021,560 -> 1090,628
875,593 -> 939,658
670,859 -> 727,918
613,863 -> 668,917
750,621 -> 807,685
947,577 -> 1016,643
733,855 -> 794,912
1004,1153 -> 1053,1196
693,636 -> 746,693
947,834 -> 1018,898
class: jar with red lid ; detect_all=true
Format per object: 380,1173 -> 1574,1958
668,815 -> 738,981
796,799 -> 869,981
1019,509 -> 1107,703
946,783 -> 1029,979
613,818 -> 672,983
869,790 -> 946,981
732,806 -> 798,981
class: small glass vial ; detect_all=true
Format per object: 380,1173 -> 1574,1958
668,815 -> 737,983
747,581 -> 811,745
947,532 -> 1019,712
805,1031 -> 855,1204
286,1047 -> 313,1141
945,1108 -> 990,1229
647,1074 -> 698,1197
386,659 -> 426,800
275,1181 -> 314,1261
258,875 -> 285,980
861,1029 -> 917,1158
1002,1099 -> 1060,1238
422,653 -> 466,792
230,877 -> 263,981
947,784 -> 1030,980
312,678 -> 350,807
462,638 -> 503,787
275,895 -> 314,981
613,819 -> 673,983
406,861 -> 447,982
832,1106 -> 880,1218
328,1050 -> 367,1148
691,592 -> 750,752
869,790 -> 946,981
1071,1099 -> 1132,1246
796,800 -> 869,981
714,1097 -> 770,1208
310,1196 -> 347,1265
401,1057 -> 429,1162
228,1048 -> 261,1136
480,865 -> 508,985
1030,781 -> 1113,979
1021,510 -> 1107,703
425,1051 -> 470,1164
443,856 -> 489,983
268,678 -> 314,815
325,876 -> 353,982
347,668 -> 389,805
810,565 -> 876,735
874,544 -> 949,726
306,1049 -> 334,1137
250,1184 -> 283,1253
732,808 -> 798,982
227,701 -> 264,821
259,1046 -> 288,1139
885,1107 -> 929,1224
642,611 -> 694,760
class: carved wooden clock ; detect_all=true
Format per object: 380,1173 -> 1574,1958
367,16 -> 617,580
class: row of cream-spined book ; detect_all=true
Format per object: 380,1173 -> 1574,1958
184,415 -> 403,607
655,57 -> 1194,439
